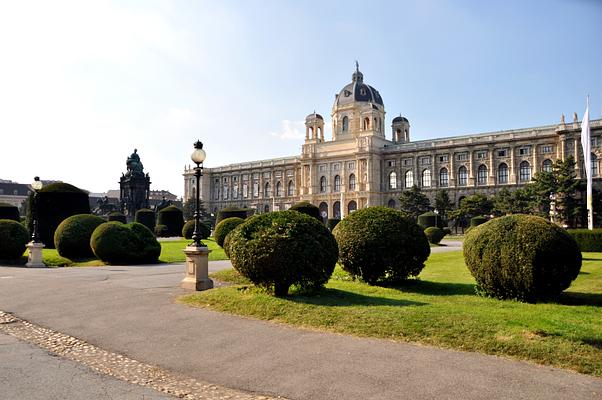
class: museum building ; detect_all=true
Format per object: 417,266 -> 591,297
183,66 -> 602,219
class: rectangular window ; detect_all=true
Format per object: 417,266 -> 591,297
332,163 -> 341,171
591,137 -> 599,147
438,154 -> 449,163
223,185 -> 229,200
456,153 -> 468,161
403,158 -> 413,166
348,162 -> 355,170
319,164 -> 326,172
497,149 -> 507,157
253,181 -> 259,197
263,172 -> 271,179
541,145 -> 553,154
476,151 -> 487,159
386,160 -> 396,167
518,147 -> 531,156
420,156 -> 431,165
286,170 -> 294,177
243,183 -> 249,198
275,171 -> 282,178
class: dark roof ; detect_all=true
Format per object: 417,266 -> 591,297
335,68 -> 384,107
306,112 -> 323,120
392,116 -> 409,123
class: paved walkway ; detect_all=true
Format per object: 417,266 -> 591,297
0,259 -> 600,400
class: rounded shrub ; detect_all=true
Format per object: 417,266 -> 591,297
470,216 -> 487,227
216,207 -> 248,224
229,210 -> 338,296
443,227 -> 452,235
0,203 -> 19,221
26,182 -> 90,248
214,217 -> 244,247
0,219 -> 29,260
107,212 -> 127,224
134,209 -> 155,232
182,220 -> 211,240
154,224 -> 168,237
463,215 -> 582,302
425,226 -> 446,244
54,214 -> 105,259
326,218 -> 340,231
289,201 -> 321,222
417,211 -> 438,228
223,232 -> 233,258
333,206 -> 430,284
91,222 -> 161,264
156,205 -> 184,237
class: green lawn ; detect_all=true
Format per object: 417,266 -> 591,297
180,251 -> 602,377
14,237 -> 228,267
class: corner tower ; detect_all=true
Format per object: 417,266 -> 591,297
392,115 -> 410,143
331,62 -> 386,141
305,112 -> 324,143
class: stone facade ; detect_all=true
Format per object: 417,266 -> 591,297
184,67 -> 602,219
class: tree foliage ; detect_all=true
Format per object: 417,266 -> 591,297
434,190 -> 453,219
398,185 -> 431,220
450,194 -> 493,220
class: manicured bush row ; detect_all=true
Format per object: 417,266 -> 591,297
214,217 -> 244,247
0,203 -> 19,221
134,209 -> 155,232
156,205 -> 184,237
0,219 -> 29,260
228,210 -> 338,296
566,229 -> 602,252
333,206 -> 430,284
91,222 -> 161,264
54,214 -> 105,259
463,215 -> 582,302
289,201 -> 322,222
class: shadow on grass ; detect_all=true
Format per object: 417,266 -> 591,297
385,279 -> 476,296
581,337 -> 602,350
286,287 -> 427,307
557,291 -> 602,307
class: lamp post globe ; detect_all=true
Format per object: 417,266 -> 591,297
190,141 -> 205,247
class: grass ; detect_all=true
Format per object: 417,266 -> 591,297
180,251 -> 602,377
8,237 -> 228,267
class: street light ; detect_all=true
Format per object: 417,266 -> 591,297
31,176 -> 43,243
190,140 -> 206,247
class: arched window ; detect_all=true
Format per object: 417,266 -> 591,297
458,166 -> 468,186
320,176 -> 327,193
308,127 -> 314,138
349,174 -> 356,191
404,170 -> 414,188
422,169 -> 432,187
334,175 -> 341,192
387,199 -> 396,208
389,171 -> 397,190
319,202 -> 328,222
477,165 -> 488,185
342,116 -> 349,132
542,159 -> 553,173
264,182 -> 271,197
395,129 -> 401,142
592,153 -> 598,177
333,201 -> 341,219
264,205 -> 270,213
519,161 -> 531,182
348,200 -> 357,214
498,163 -> 508,184
253,181 -> 259,197
287,180 -> 294,196
439,168 -> 449,187
276,181 -> 282,197
317,127 -> 322,137
363,117 -> 370,130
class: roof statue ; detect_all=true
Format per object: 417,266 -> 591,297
561,113 -> 565,124
573,112 -> 579,123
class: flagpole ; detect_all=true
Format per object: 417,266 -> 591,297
581,95 -> 593,229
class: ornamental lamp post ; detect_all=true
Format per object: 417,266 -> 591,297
190,140 -> 206,247
181,140 -> 213,291
26,176 -> 46,267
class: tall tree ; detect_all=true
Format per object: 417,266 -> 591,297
398,185 -> 431,220
434,189 -> 453,219
450,194 -> 493,220
183,198 -> 208,221
492,187 -> 536,216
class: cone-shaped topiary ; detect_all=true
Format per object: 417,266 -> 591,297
463,214 -> 582,302
228,210 -> 338,296
54,214 -> 105,259
214,217 -> 244,247
216,207 -> 248,224
0,219 -> 29,260
134,209 -> 155,232
417,211 -> 438,228
424,226 -> 446,244
0,203 -> 19,221
108,212 -> 127,224
26,182 -> 90,248
91,222 -> 161,264
182,219 -> 211,240
156,205 -> 184,237
333,206 -> 430,284
289,201 -> 321,222
470,216 -> 487,227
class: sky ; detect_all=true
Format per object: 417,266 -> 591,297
1,0 -> 601,198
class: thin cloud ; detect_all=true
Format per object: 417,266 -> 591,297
269,120 -> 305,141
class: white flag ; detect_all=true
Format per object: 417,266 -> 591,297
581,97 -> 593,229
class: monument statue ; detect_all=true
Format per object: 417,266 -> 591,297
119,149 -> 151,220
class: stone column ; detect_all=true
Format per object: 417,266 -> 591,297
510,147 -> 516,184
181,245 -> 213,291
574,137 -> 582,178
532,145 -> 539,175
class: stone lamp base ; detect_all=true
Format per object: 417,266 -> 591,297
181,245 -> 213,291
26,242 -> 46,268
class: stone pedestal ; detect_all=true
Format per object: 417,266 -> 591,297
181,245 -> 213,291
26,242 -> 46,268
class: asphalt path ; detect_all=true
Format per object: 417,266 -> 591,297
0,252 -> 601,400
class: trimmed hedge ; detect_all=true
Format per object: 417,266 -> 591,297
154,224 -> 168,237
470,216 -> 487,227
134,209 -> 155,232
91,222 -> 161,264
182,219 -> 211,240
223,232 -> 233,258
216,207 -> 248,224
26,182 -> 90,248
108,212 -> 127,224
463,215 -> 582,302
567,229 -> 602,252
417,212 -> 438,228
333,207 -> 430,284
326,218 -> 340,231
0,219 -> 29,260
54,214 -> 105,259
0,203 -> 19,221
156,205 -> 184,237
289,201 -> 321,222
425,226 -> 446,244
214,217 -> 244,247
228,210 -> 338,296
